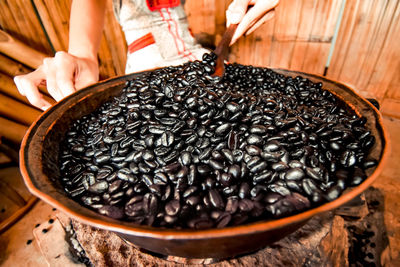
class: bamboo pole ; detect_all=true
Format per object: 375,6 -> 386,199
0,54 -> 51,96
0,196 -> 38,234
0,73 -> 32,105
0,73 -> 55,107
0,30 -> 48,69
0,53 -> 32,77
0,136 -> 19,163
0,93 -> 42,126
0,116 -> 28,144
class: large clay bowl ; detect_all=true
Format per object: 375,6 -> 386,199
20,68 -> 389,259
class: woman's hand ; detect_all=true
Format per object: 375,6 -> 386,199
14,52 -> 99,111
14,0 -> 105,111
226,0 -> 279,45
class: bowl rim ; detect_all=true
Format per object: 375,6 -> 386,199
19,68 -> 390,240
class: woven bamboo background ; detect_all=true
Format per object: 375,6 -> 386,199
0,0 -> 399,144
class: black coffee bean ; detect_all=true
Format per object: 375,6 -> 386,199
221,149 -> 234,164
215,123 -> 231,136
95,154 -> 110,164
209,189 -> 224,209
238,199 -> 254,212
209,159 -> 224,170
263,140 -> 280,152
228,131 -> 239,150
216,213 -> 232,228
249,125 -> 267,135
305,167 -> 322,181
165,200 -> 180,216
246,156 -> 261,168
138,163 -> 151,174
239,182 -> 250,199
271,162 -> 288,172
188,218 -> 213,229
245,145 -> 261,156
247,134 -> 263,145
160,131 -> 174,147
108,180 -> 122,194
142,150 -> 155,161
285,168 -> 305,181
264,192 -> 283,204
363,160 -> 377,169
227,164 -> 241,179
253,170 -> 273,183
250,161 -> 268,173
98,205 -> 124,219
340,150 -> 357,168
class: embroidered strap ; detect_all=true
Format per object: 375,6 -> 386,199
128,33 -> 156,54
146,0 -> 180,11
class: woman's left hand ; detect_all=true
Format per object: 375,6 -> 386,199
226,0 -> 279,45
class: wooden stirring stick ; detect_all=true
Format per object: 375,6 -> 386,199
212,24 -> 238,78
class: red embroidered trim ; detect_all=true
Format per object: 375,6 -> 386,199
128,33 -> 156,54
158,9 -> 183,58
146,0 -> 180,11
165,8 -> 197,61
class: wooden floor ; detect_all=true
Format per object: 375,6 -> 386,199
1,116 -> 400,266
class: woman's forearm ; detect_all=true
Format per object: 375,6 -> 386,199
68,0 -> 107,62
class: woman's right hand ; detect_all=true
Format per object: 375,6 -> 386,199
14,51 -> 99,111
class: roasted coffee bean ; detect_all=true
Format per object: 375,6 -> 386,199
209,159 -> 224,170
238,199 -> 254,212
247,134 -> 263,145
263,140 -> 280,152
340,150 -> 357,168
227,131 -> 239,150
180,151 -> 192,166
239,182 -> 250,199
188,217 -> 213,229
250,161 -> 268,173
245,145 -> 261,156
108,180 -> 122,194
363,160 -> 377,169
249,125 -> 267,135
216,213 -> 231,228
285,168 -> 305,181
271,162 -> 288,172
221,149 -> 234,163
227,164 -> 241,179
253,170 -> 273,183
165,200 -> 180,216
98,205 -> 124,219
89,181 -> 108,194
209,189 -> 224,209
305,167 -> 322,181
215,123 -> 231,136
95,154 -> 110,164
160,131 -> 174,147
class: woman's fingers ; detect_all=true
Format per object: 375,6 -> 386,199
229,0 -> 279,45
245,10 -> 275,36
42,52 -> 78,101
42,58 -> 63,101
14,51 -> 98,110
226,0 -> 249,26
14,68 -> 52,111
54,52 -> 76,98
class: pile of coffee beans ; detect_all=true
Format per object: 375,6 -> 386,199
59,53 -> 378,229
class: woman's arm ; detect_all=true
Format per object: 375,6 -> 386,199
14,0 -> 107,110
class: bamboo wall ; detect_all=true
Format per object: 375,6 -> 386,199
0,0 -> 399,145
